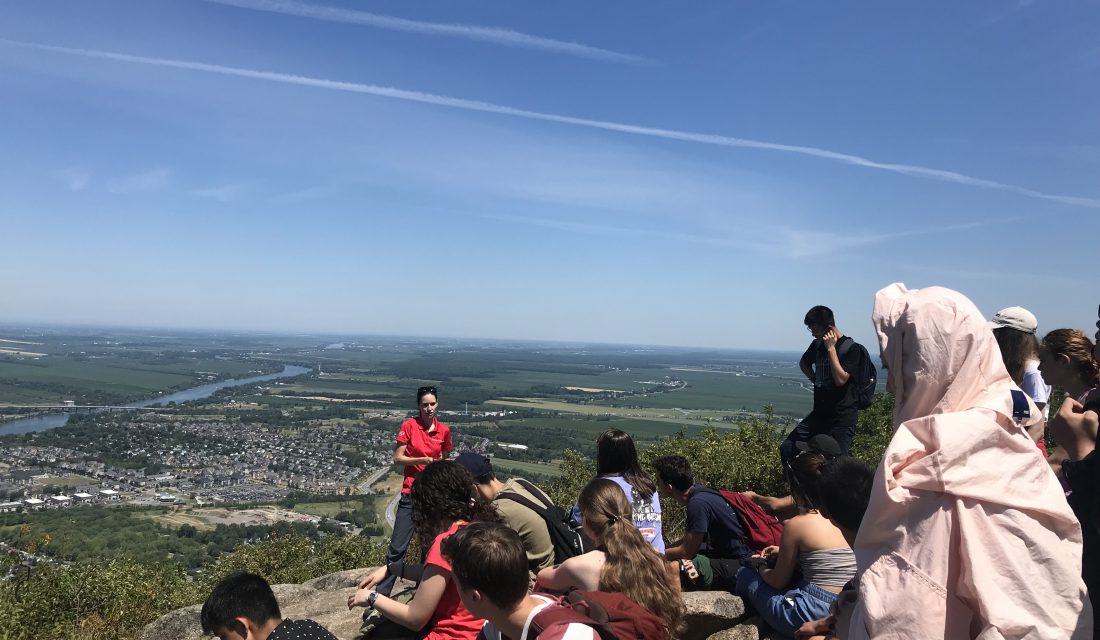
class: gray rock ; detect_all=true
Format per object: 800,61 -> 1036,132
305,568 -> 369,592
141,568 -> 761,640
140,567 -> 396,640
704,616 -> 771,640
137,604 -> 202,640
680,591 -> 751,640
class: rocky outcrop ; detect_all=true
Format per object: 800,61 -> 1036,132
140,567 -> 775,640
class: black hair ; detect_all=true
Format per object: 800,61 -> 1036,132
200,571 -> 281,636
411,460 -> 503,549
596,429 -> 655,499
788,451 -> 828,510
441,521 -> 529,611
416,386 -> 438,403
815,456 -> 874,533
804,305 -> 835,329
651,455 -> 694,492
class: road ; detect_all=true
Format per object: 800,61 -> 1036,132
356,465 -> 393,495
385,491 -> 399,529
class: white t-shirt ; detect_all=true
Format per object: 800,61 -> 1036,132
480,595 -> 598,640
1021,360 -> 1052,419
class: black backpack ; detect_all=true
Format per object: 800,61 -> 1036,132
497,478 -> 589,564
838,339 -> 877,409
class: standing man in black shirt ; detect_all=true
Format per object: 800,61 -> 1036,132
781,305 -> 864,467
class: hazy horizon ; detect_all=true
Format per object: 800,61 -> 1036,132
2,1 -> 1096,351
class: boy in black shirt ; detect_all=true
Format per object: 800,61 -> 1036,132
201,572 -> 337,640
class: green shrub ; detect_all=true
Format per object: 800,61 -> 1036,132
0,559 -> 199,640
0,534 -> 386,640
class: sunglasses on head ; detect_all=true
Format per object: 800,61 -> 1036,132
418,386 -> 437,395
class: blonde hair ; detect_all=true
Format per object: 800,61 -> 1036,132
578,479 -> 683,638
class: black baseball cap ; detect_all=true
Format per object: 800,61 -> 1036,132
795,434 -> 843,458
454,452 -> 494,481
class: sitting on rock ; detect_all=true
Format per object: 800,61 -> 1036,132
652,454 -> 757,592
734,451 -> 855,640
454,452 -> 558,578
792,455 -> 874,640
349,460 -> 503,640
201,571 -> 337,640
442,521 -> 600,640
536,478 -> 684,638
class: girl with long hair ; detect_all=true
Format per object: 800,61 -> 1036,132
571,429 -> 664,552
734,451 -> 855,639
536,478 -> 684,638
992,307 -> 1053,455
350,461 -> 502,640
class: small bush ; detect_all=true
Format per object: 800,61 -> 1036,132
0,533 -> 386,640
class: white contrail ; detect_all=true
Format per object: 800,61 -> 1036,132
5,38 -> 1097,209
199,0 -> 647,64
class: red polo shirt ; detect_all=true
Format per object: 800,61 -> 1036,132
397,417 -> 453,494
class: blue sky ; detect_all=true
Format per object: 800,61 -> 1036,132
1,0 -> 1097,351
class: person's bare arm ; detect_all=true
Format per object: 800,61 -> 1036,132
349,565 -> 449,631
664,532 -> 704,562
821,330 -> 851,387
759,520 -> 800,589
393,444 -> 432,467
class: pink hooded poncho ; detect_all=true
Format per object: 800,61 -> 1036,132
845,284 -> 1092,639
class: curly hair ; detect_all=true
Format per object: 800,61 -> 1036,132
993,327 -> 1040,386
578,478 -> 683,637
410,460 -> 502,550
1041,329 -> 1100,389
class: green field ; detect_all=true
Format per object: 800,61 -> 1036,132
0,354 -> 270,405
490,457 -> 563,478
292,500 -> 363,518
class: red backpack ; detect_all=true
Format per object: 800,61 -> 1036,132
698,487 -> 783,553
530,590 -> 667,640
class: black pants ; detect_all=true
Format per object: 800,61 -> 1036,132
780,417 -> 855,467
376,493 -> 414,596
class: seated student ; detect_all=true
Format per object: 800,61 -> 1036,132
441,521 -> 599,640
201,571 -> 337,640
734,451 -> 856,640
349,461 -> 502,640
792,456 -> 874,640
454,452 -> 556,578
651,454 -> 753,591
571,429 -> 664,552
536,478 -> 684,637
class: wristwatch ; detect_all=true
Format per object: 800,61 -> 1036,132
367,591 -> 379,608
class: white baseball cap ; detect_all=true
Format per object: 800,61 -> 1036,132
990,306 -> 1038,334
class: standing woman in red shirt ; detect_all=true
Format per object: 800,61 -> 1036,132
375,385 -> 453,596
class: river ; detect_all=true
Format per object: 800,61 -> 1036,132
0,364 -> 312,435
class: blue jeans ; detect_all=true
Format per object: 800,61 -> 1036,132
376,493 -> 414,596
735,566 -> 837,638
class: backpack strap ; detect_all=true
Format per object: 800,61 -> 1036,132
513,478 -> 553,508
836,337 -> 855,357
1010,389 -> 1031,426
497,491 -> 550,518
